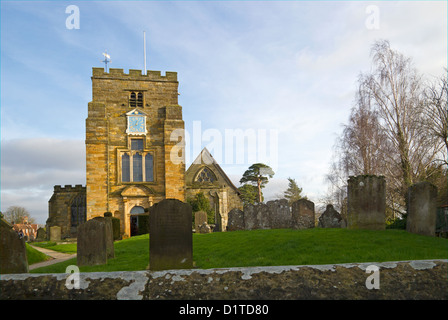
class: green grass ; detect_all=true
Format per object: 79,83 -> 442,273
29,229 -> 448,274
26,243 -> 52,265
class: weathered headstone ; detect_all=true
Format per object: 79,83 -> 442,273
94,216 -> 115,259
267,199 -> 291,229
318,204 -> 345,228
49,226 -> 61,241
198,222 -> 212,234
347,175 -> 386,230
36,227 -> 46,241
77,218 -> 108,266
149,199 -> 193,271
0,218 -> 29,274
244,203 -> 271,230
407,182 -> 438,237
194,211 -> 207,232
291,199 -> 315,229
227,208 -> 245,231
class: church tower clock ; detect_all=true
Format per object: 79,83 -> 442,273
85,68 -> 185,237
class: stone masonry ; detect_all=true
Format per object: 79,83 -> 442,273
86,68 -> 185,237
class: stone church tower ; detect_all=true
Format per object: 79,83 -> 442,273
85,67 -> 185,237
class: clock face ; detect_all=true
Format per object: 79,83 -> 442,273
128,116 -> 145,134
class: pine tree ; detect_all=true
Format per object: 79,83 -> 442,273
239,163 -> 275,203
283,177 -> 306,204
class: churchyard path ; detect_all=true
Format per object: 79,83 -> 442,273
29,245 -> 76,271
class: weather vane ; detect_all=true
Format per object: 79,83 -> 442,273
102,51 -> 111,72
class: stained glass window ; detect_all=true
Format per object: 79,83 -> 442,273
195,167 -> 217,183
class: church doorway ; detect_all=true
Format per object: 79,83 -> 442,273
130,206 -> 147,237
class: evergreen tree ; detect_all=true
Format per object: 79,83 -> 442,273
239,163 -> 274,203
238,184 -> 261,206
283,177 -> 306,204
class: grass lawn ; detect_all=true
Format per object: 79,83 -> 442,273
26,243 -> 52,265
29,228 -> 448,274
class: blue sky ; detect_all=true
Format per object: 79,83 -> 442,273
1,1 -> 447,224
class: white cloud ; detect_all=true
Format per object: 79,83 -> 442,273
1,1 -> 446,223
1,138 -> 85,224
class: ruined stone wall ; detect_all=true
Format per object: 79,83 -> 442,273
1,260 -> 446,300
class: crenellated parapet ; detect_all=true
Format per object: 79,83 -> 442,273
92,67 -> 177,82
53,184 -> 86,193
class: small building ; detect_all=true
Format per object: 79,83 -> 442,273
185,148 -> 243,231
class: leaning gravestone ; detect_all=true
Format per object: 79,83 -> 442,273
0,218 -> 29,274
49,226 -> 61,241
407,181 -> 438,237
194,211 -> 208,232
227,208 -> 245,231
149,199 -> 193,271
77,218 -> 109,266
291,199 -> 315,229
347,175 -> 386,230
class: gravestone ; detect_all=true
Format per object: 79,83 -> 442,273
198,222 -> 212,234
36,227 -> 46,241
49,226 -> 61,241
94,216 -> 115,259
347,175 -> 386,230
291,199 -> 315,229
0,218 -> 29,274
244,203 -> 271,230
194,211 -> 208,232
77,218 -> 108,266
227,208 -> 245,231
267,199 -> 291,229
407,182 -> 438,237
318,204 -> 345,228
149,199 -> 193,271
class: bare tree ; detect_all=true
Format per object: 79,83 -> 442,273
421,70 -> 447,166
4,206 -> 34,224
361,40 -> 439,201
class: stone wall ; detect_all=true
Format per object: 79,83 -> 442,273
1,260 -> 446,300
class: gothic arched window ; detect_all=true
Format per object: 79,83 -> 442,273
71,193 -> 86,227
195,167 -> 217,183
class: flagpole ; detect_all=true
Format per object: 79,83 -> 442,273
143,31 -> 147,75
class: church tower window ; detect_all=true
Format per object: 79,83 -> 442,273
70,193 -> 86,227
129,91 -> 144,108
122,153 -> 130,182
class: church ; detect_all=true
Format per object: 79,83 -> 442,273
46,67 -> 243,239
